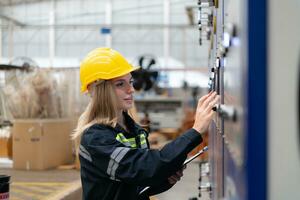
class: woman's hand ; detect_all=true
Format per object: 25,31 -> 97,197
167,167 -> 186,185
192,91 -> 219,136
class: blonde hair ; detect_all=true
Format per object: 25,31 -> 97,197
72,80 -> 118,146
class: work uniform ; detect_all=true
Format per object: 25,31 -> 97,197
79,112 -> 203,200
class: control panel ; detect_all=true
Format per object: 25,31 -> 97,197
195,0 -> 268,199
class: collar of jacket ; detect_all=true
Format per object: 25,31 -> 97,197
114,111 -> 148,137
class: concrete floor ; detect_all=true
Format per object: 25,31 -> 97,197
0,165 -> 81,200
155,161 -> 202,200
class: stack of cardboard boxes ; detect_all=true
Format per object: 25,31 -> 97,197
1,69 -> 78,170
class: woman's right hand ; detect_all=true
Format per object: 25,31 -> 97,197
192,91 -> 220,136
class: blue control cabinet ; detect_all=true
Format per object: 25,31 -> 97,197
200,0 -> 300,199
198,0 -> 267,199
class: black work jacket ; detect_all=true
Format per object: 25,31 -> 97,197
79,112 -> 203,200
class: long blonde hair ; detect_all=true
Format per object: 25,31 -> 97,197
72,80 -> 118,146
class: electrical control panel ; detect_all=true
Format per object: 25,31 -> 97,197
196,0 -> 269,199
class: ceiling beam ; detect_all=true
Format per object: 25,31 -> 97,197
0,0 -> 54,7
0,14 -> 26,26
0,23 -> 196,29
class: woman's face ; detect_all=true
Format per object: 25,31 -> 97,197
111,73 -> 134,110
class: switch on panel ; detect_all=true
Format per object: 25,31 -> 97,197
213,104 -> 237,122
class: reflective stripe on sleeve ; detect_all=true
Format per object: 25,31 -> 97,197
79,145 -> 92,162
107,147 -> 130,181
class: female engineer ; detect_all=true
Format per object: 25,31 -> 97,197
72,47 -> 219,200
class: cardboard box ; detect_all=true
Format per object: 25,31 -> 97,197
0,137 -> 9,157
12,119 -> 73,170
0,137 -> 12,158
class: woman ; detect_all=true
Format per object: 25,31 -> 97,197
72,47 -> 219,200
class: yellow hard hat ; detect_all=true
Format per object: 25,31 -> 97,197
80,47 -> 139,92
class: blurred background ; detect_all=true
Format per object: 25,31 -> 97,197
0,1 -> 210,200
0,0 -> 299,200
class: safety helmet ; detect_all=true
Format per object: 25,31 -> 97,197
80,47 -> 139,92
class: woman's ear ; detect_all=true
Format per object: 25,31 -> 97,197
87,86 -> 94,98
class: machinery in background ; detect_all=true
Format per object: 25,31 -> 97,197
134,97 -> 183,131
131,55 -> 159,92
133,55 -> 190,132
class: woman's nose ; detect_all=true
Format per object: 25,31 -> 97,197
126,83 -> 134,94
128,85 -> 134,93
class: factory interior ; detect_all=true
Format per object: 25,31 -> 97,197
0,0 -> 299,200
